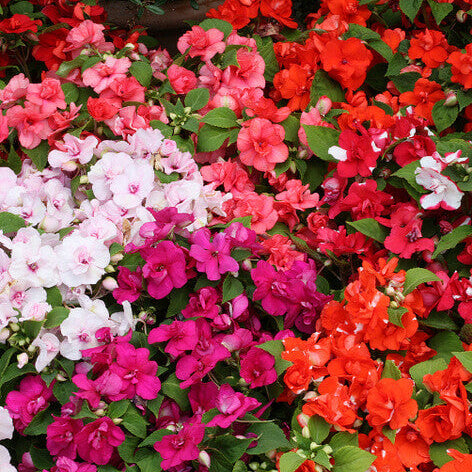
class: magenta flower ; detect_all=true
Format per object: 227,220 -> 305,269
113,266 -> 143,304
50,456 -> 97,472
46,416 -> 84,459
188,382 -> 218,416
148,320 -> 198,357
141,240 -> 187,299
181,287 -> 220,320
72,371 -> 124,408
154,423 -> 205,470
76,417 -> 125,465
208,384 -> 261,428
5,375 -> 53,432
189,228 -> 239,280
109,343 -> 161,400
240,347 -> 278,388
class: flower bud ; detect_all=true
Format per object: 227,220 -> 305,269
56,373 -> 67,382
113,418 -> 123,425
241,259 -> 252,271
95,409 -> 106,416
444,91 -> 458,107
62,160 -> 79,173
322,445 -> 333,454
198,451 -> 211,468
457,10 -> 467,22
110,253 -> 124,263
102,277 -> 118,291
302,426 -> 311,438
297,412 -> 311,427
184,106 -> 192,114
0,328 -> 10,342
10,323 -> 20,332
249,463 -> 259,471
315,96 -> 332,115
17,353 -> 28,369
105,264 -> 115,273
79,175 -> 89,185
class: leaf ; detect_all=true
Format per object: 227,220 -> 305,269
391,72 -> 422,93
420,311 -> 458,330
53,381 -> 77,404
129,61 -> 153,88
254,35 -> 279,82
278,452 -> 306,472
81,56 -> 101,73
199,19 -> 233,39
299,158 -> 328,192
344,24 -> 393,60
399,0 -> 423,22
222,276 -> 244,303
61,82 -> 79,104
403,268 -> 441,295
382,427 -> 396,444
430,438 -> 468,467
22,140 -> 50,171
432,100 -> 459,133
308,415 -> 331,444
432,225 -> 472,259
10,1 -> 34,14
184,87 -> 210,111
108,399 -> 130,418
29,446 -> 54,470
197,124 -> 232,152
329,432 -> 359,451
382,359 -> 402,380
167,286 -> 192,317
24,409 -> 54,435
247,422 -> 292,454
161,374 -> 190,410
430,331 -> 463,361
202,107 -> 238,128
453,352 -> 472,374
280,115 -> 300,143
139,429 -> 172,447
427,0 -> 453,24
44,307 -> 70,329
303,125 -> 340,161
212,435 -> 253,463
118,435 -> 140,463
257,340 -> 292,375
332,446 -> 375,472
46,286 -> 62,307
347,219 -> 388,243
0,211 -> 26,233
6,145 -> 22,174
386,52 -> 409,77
137,450 -> 162,472
388,307 -> 408,327
409,358 -> 447,387
310,69 -> 345,104
122,406 -> 148,438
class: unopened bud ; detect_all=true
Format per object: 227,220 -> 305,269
104,264 -> 115,273
198,451 -> 211,468
302,426 -> 311,438
169,113 -> 177,120
389,300 -> 399,309
174,126 -> 181,134
110,253 -> 124,263
444,91 -> 458,107
297,412 -> 311,427
457,10 -> 467,23
241,259 -> 252,271
295,450 -> 307,459
385,286 -> 396,297
102,277 -> 118,291
289,161 -> 297,174
62,160 -> 78,172
17,353 -> 28,369
56,373 -> 67,382
10,323 -> 20,333
297,146 -> 309,160
322,445 -> 333,454
95,409 -> 106,416
184,106 -> 192,114
315,95 -> 332,116
0,328 -> 10,342
310,442 -> 319,450
249,463 -> 259,471
113,417 -> 123,424
79,175 -> 89,185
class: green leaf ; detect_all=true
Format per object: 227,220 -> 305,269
308,415 -> 331,444
220,49 -> 239,68
299,158 -> 328,192
344,24 -> 393,60
167,286 -> 192,317
10,0 -> 34,14
427,0 -> 453,24
278,452 -> 306,472
420,311 -> 458,330
432,100 -> 459,133
81,56 -> 102,73
184,87 -> 210,111
399,0 -> 423,22
403,268 -> 441,295
430,331 -> 463,361
386,52 -> 409,77
0,211 -> 26,233
139,429 -> 172,447
197,124 -> 232,152
392,161 -> 426,195
457,89 -> 472,110
432,225 -> 472,259
44,307 -> 70,329
213,435 -> 253,464
61,82 -> 79,104
161,374 -> 190,410
388,306 -> 408,327
199,19 -> 233,39
130,61 -> 153,88
46,286 -> 62,307
22,140 -> 50,171
29,446 -> 54,470
453,352 -> 472,374
202,107 -> 238,128
254,35 -> 279,82
108,399 -> 130,418
53,381 -> 76,404
281,115 -> 300,143
258,340 -> 292,375
382,359 -> 402,380
347,219 -> 388,243
118,435 -> 140,463
247,422 -> 292,454
6,146 -> 22,174
56,55 -> 87,77
409,358 -> 447,387
303,125 -> 340,161
137,450 -> 162,472
122,406 -> 148,438
382,427 -> 396,444
310,69 -> 345,104
430,437 -> 468,467
222,276 -> 244,303
330,432 -> 358,451
391,72 -> 422,93
24,409 -> 54,435
332,446 -> 375,472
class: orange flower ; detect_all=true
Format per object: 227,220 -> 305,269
409,29 -> 452,68
325,0 -> 371,26
381,28 -> 405,54
447,43 -> 472,89
399,78 -> 445,122
416,404 -> 467,443
321,37 -> 373,90
260,0 -> 298,28
366,378 -> 418,430
439,450 -> 472,472
273,64 -> 313,111
395,424 -> 430,468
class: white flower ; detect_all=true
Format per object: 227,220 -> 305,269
31,332 -> 61,372
0,407 -> 13,440
57,232 -> 110,287
0,445 -> 16,472
48,133 -> 98,168
110,301 -> 137,336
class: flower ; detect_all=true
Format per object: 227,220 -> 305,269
240,347 -> 278,388
177,26 -> 226,62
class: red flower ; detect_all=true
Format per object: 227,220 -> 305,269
447,43 -> 472,89
273,64 -> 313,111
260,0 -> 298,28
409,29 -> 452,68
0,14 -> 41,33
399,78 -> 445,122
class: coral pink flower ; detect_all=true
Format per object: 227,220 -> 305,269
0,73 -> 29,108
222,49 -> 265,89
237,118 -> 288,172
82,57 -> 131,94
167,64 -> 198,94
0,114 -> 8,143
177,26 -> 226,62
26,78 -> 66,114
64,19 -> 113,56
76,417 -> 125,465
100,76 -> 145,107
275,179 -> 319,211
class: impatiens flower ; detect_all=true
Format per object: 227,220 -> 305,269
415,156 -> 464,210
177,26 -> 226,62
237,118 -> 289,172
189,228 -> 239,280
113,266 -> 143,304
0,407 -> 13,441
0,445 -> 16,472
76,417 -> 125,465
167,64 -> 197,94
48,134 -> 99,169
72,371 -> 123,408
141,241 -> 187,299
366,378 -> 418,429
47,416 -> 84,459
240,347 -> 278,388
26,78 -> 66,114
82,57 -> 131,94
154,422 -> 205,470
149,320 -> 198,357
448,43 -> 472,89
0,14 -> 41,33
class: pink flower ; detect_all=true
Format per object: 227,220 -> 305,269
178,26 -> 226,62
100,76 -> 145,107
109,343 -> 161,400
26,78 -> 66,114
154,423 -> 205,470
148,320 -> 198,357
46,416 -> 84,459
72,371 -> 124,408
189,228 -> 239,280
167,64 -> 197,94
0,114 -> 8,143
113,266 -> 143,304
182,287 -> 220,320
50,456 -> 97,472
82,57 -> 131,94
76,417 -> 125,465
222,49 -> 265,89
64,20 -> 113,56
48,133 -> 98,169
0,73 -> 29,108
276,179 -> 319,211
237,118 -> 288,172
5,375 -> 53,432
240,347 -> 278,388
141,241 -> 188,299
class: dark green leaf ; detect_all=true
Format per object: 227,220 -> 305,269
22,140 -> 50,171
432,100 -> 459,133
108,399 -> 130,418
432,225 -> 472,258
310,69 -> 345,104
382,359 -> 402,380
202,108 -> 238,128
199,19 -> 233,39
388,306 -> 407,327
0,211 -> 26,233
409,358 -> 447,387
399,0 -> 423,21
44,307 -> 70,329
61,82 -> 79,104
430,438 -> 468,467
332,446 -> 375,472
184,87 -> 210,111
347,219 -> 388,243
222,276 -> 244,303
197,125 -> 232,152
24,410 -> 54,435
53,381 -> 76,404
122,406 -> 149,438
161,374 -> 190,410
280,115 -> 300,142
139,429 -> 172,447
130,61 -> 153,88
247,422 -> 292,454
303,125 -> 340,161
308,415 -> 330,444
279,452 -> 306,472
403,268 -> 441,295
427,0 -> 453,24
254,35 -> 279,82
391,72 -> 422,93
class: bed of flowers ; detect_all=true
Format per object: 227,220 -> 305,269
2,0 -> 472,471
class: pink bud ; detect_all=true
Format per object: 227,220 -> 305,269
102,277 -> 118,291
444,91 -> 458,107
17,353 -> 28,369
315,96 -> 332,115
